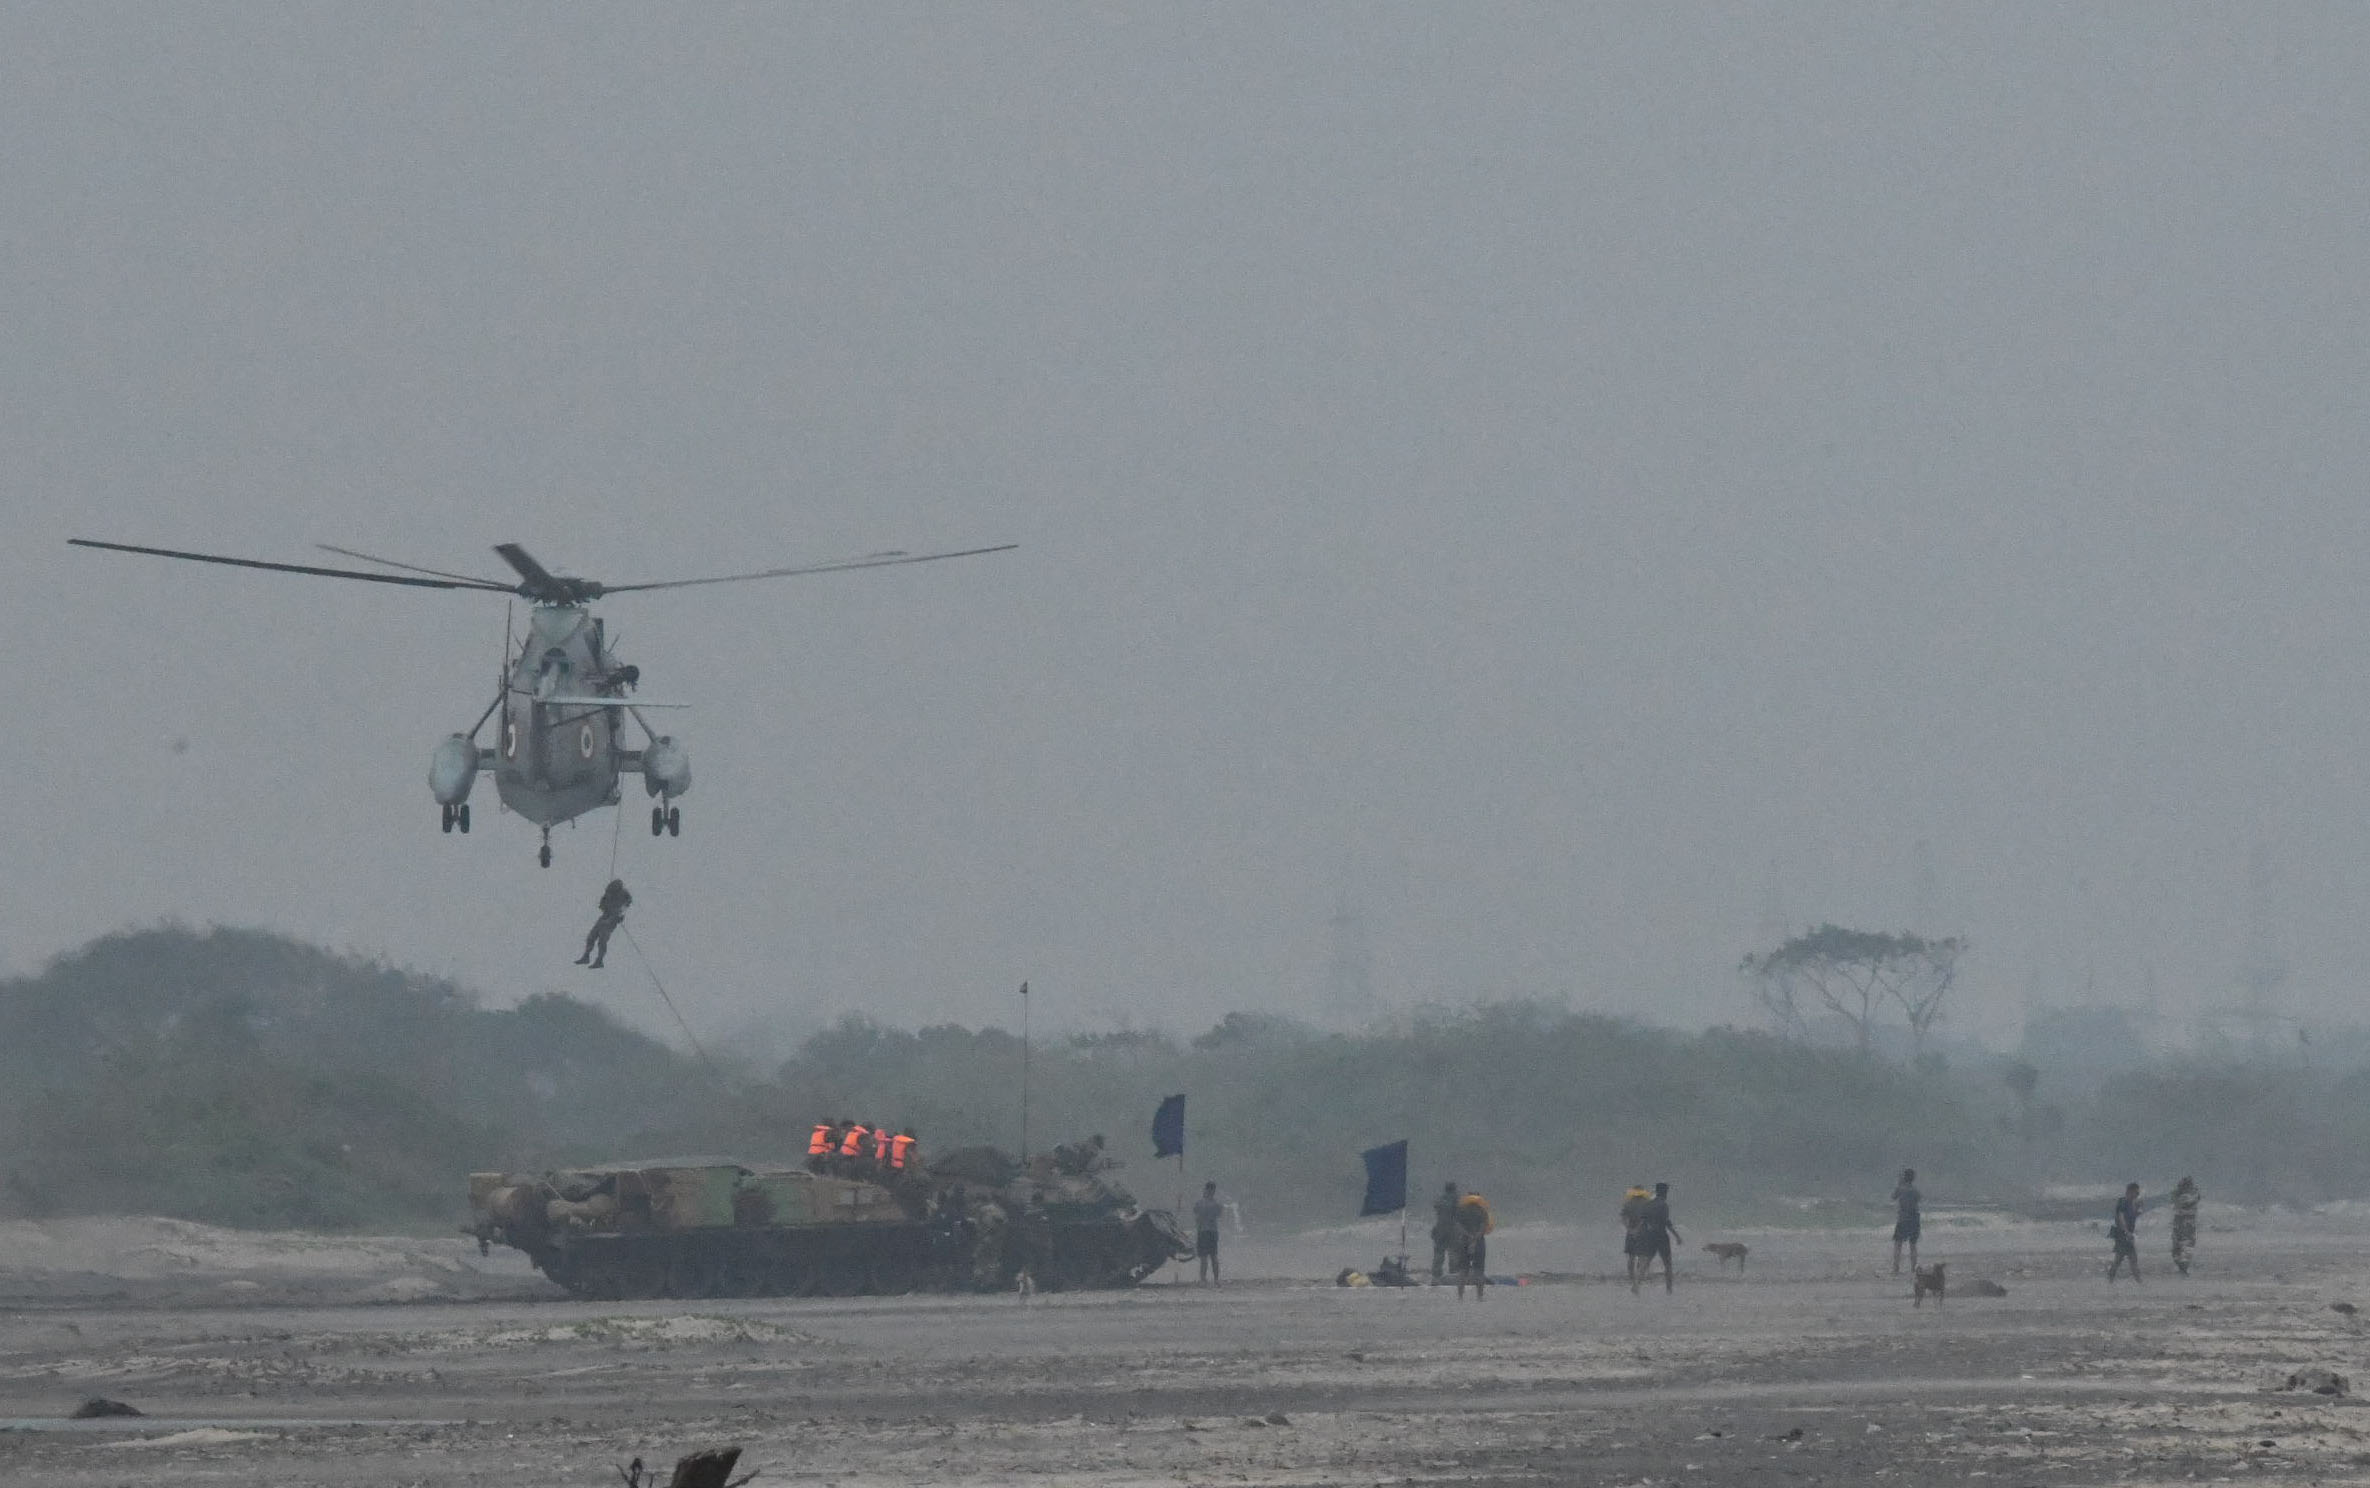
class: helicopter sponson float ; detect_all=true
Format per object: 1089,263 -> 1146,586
70,537 -> 1014,866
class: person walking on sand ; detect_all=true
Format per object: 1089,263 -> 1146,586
2107,1182 -> 2144,1283
1193,1181 -> 1226,1286
1619,1186 -> 1652,1289
1633,1182 -> 1681,1295
2170,1176 -> 2200,1276
1452,1190 -> 1494,1300
1890,1168 -> 1922,1275
1430,1182 -> 1461,1283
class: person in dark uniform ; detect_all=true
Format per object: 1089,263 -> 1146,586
576,879 -> 631,968
1431,1182 -> 1461,1282
2107,1182 -> 2144,1283
2170,1176 -> 2200,1275
1890,1168 -> 1922,1275
1634,1182 -> 1682,1295
1193,1181 -> 1226,1285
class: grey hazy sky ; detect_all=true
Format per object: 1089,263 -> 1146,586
7,5 -> 2366,1049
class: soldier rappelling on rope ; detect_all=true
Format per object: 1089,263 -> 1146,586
576,878 -> 631,968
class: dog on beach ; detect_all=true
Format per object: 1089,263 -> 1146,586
1912,1261 -> 1946,1308
1702,1242 -> 1749,1271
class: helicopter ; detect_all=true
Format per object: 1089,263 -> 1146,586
69,536 -> 1014,866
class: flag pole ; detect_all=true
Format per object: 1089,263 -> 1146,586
1398,1146 -> 1409,1269
1019,981 -> 1030,1163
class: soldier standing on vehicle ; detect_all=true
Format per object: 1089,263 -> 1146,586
1193,1180 -> 1226,1286
2170,1176 -> 2200,1275
1431,1182 -> 1461,1283
970,1196 -> 1008,1290
1018,1189 -> 1056,1288
837,1120 -> 873,1179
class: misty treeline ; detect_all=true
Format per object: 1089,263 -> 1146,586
0,927 -> 2357,1231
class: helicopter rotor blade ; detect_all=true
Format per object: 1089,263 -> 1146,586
600,543 -> 1019,594
316,544 -> 509,587
69,539 -> 513,592
490,542 -> 592,604
493,543 -> 559,589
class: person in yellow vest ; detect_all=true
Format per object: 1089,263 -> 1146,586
1619,1186 -> 1652,1287
1453,1191 -> 1494,1300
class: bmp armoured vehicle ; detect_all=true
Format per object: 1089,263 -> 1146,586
469,1148 -> 1191,1299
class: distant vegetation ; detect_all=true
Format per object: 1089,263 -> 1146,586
0,927 -> 2360,1231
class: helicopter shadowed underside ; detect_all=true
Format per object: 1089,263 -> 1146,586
71,536 -> 1014,866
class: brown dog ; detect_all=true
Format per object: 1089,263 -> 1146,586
1912,1261 -> 1946,1308
1702,1242 -> 1749,1271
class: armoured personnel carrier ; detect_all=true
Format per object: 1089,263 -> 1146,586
469,1144 -> 1191,1300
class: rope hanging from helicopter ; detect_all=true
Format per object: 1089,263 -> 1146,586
619,926 -> 723,1084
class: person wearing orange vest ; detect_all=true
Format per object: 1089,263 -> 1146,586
806,1121 -> 835,1173
888,1131 -> 917,1172
1452,1192 -> 1494,1301
839,1122 -> 872,1174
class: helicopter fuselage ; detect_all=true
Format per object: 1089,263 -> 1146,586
494,604 -> 625,827
430,601 -> 690,856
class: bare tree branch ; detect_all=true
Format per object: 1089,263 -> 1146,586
1741,926 -> 1967,1059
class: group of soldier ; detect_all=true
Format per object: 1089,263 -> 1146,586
1891,1165 -> 2205,1283
922,1180 -> 1057,1290
804,1119 -> 920,1180
1426,1182 -> 1498,1299
2107,1174 -> 2203,1282
797,1118 -> 2216,1295
1617,1182 -> 1682,1293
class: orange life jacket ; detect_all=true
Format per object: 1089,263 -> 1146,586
839,1124 -> 871,1158
888,1134 -> 916,1170
807,1124 -> 834,1157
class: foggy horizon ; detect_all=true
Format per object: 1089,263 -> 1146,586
9,6 -> 2368,1054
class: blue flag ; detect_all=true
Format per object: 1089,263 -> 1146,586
1359,1140 -> 1408,1216
1152,1094 -> 1186,1159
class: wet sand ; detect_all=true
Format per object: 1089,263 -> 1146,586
3,1210 -> 2369,1484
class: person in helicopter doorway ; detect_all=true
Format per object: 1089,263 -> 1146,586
576,879 -> 632,969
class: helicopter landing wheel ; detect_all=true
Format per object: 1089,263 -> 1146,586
456,802 -> 470,833
650,805 -> 665,837
440,804 -> 453,834
667,806 -> 681,837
